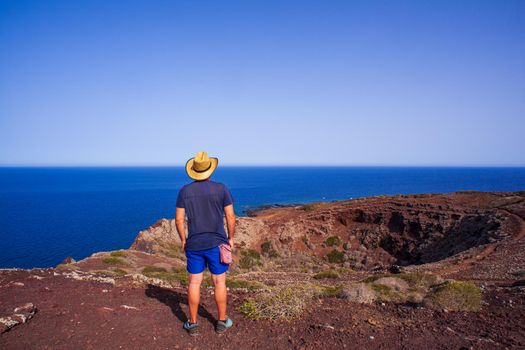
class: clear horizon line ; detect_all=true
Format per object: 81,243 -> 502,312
1,163 -> 525,168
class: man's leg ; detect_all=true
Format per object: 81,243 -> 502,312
188,272 -> 203,323
211,272 -> 227,321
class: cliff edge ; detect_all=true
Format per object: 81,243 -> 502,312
1,191 -> 524,349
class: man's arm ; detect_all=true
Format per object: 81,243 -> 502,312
224,204 -> 235,248
175,207 -> 187,250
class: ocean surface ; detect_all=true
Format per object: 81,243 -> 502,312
1,166 -> 524,269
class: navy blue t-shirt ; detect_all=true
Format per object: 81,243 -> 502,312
176,179 -> 233,251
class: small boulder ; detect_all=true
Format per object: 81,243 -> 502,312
1,303 -> 36,333
373,277 -> 409,293
62,256 -> 76,264
341,283 -> 377,304
388,265 -> 403,274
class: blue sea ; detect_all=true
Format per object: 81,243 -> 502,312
1,166 -> 524,269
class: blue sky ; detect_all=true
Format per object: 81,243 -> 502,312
1,0 -> 524,166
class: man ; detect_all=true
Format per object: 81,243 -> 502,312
175,151 -> 236,336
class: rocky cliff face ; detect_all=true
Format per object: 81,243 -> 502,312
2,191 -> 524,349
129,191 -> 524,273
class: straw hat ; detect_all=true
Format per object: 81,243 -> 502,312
185,151 -> 218,180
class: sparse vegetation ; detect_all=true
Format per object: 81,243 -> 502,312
370,284 -> 403,302
324,236 -> 341,247
317,285 -> 344,298
313,270 -> 339,279
338,267 -> 352,274
301,235 -> 309,245
239,249 -> 262,269
364,272 -> 440,293
227,279 -> 266,291
110,250 -> 127,258
94,268 -> 127,277
268,250 -> 279,258
112,268 -> 128,276
428,281 -> 482,312
239,285 -> 315,320
301,202 -> 321,212
260,241 -> 279,258
102,257 -> 127,265
142,266 -> 167,274
491,196 -> 524,208
326,249 -> 345,263
261,241 -> 271,253
141,266 -> 188,285
243,249 -> 261,259
160,243 -> 186,259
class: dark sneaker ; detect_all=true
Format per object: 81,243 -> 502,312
183,321 -> 199,336
215,317 -> 233,334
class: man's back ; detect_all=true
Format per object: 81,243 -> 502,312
176,179 -> 233,251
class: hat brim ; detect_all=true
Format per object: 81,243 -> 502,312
185,157 -> 218,180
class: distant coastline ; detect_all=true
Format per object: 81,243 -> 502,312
1,166 -> 524,269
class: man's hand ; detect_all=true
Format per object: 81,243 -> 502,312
228,238 -> 234,250
181,239 -> 186,251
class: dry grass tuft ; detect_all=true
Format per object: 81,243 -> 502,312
427,281 -> 482,312
239,285 -> 316,320
141,266 -> 188,285
102,257 -> 127,265
110,250 -> 127,258
239,249 -> 262,269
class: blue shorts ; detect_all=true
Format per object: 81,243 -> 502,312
185,246 -> 229,275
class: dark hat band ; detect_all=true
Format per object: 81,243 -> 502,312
192,162 -> 212,173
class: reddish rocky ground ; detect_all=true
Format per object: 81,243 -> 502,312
1,191 -> 524,349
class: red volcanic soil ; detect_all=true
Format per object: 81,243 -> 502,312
1,191 -> 525,349
0,268 -> 524,349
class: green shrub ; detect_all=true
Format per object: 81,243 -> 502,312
102,257 -> 126,265
110,250 -> 127,258
317,285 -> 343,298
326,250 -> 344,263
428,281 -> 482,312
141,266 -> 188,285
142,266 -> 167,274
324,236 -> 341,247
261,241 -> 272,253
242,249 -> 261,259
238,299 -> 259,319
239,249 -> 262,269
398,273 -> 439,290
338,267 -> 352,274
301,203 -> 321,211
239,256 -> 259,269
313,270 -> 340,279
370,284 -> 403,302
112,268 -> 128,276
